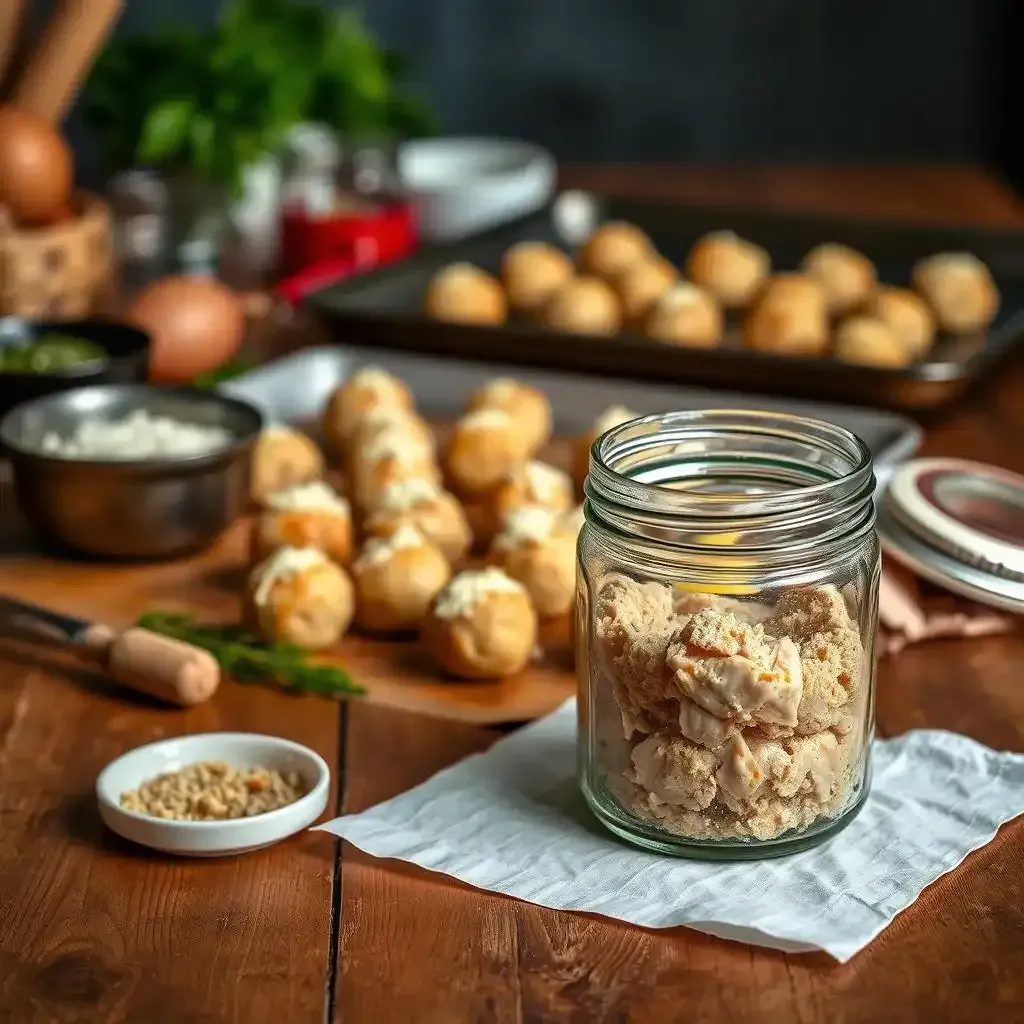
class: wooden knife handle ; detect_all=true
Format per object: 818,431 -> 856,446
79,624 -> 222,707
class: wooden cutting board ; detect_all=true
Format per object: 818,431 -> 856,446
0,485 -> 576,728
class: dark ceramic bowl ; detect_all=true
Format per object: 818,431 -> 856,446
0,318 -> 150,420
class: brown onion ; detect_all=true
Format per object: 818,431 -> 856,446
0,105 -> 73,227
127,276 -> 245,383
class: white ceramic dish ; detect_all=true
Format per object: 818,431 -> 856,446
96,732 -> 330,857
398,137 -> 556,243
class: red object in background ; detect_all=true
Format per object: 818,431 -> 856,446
274,258 -> 362,308
278,199 -> 417,290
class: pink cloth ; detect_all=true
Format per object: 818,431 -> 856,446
878,559 -> 1017,656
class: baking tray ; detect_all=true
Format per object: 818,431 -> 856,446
219,344 -> 921,478
307,197 -> 1024,412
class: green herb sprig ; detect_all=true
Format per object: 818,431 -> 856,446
138,611 -> 364,697
193,355 -> 256,389
85,0 -> 437,196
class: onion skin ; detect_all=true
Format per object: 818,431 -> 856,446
0,105 -> 73,227
127,276 -> 246,383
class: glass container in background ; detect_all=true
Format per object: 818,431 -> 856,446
339,138 -> 404,202
107,170 -> 169,297
277,132 -> 416,283
576,410 -> 880,859
280,130 -> 343,220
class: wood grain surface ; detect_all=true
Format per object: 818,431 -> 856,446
1,166 -> 1022,1024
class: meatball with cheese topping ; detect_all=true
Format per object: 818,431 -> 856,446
363,477 -> 471,566
466,377 -> 552,456
476,460 -> 574,545
421,567 -> 537,679
251,481 -> 353,566
245,546 -> 354,650
322,366 -> 414,452
251,426 -> 324,507
445,408 -> 531,497
488,505 -> 577,618
351,524 -> 451,632
350,426 -> 442,512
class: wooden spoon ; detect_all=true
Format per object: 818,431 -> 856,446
0,0 -> 30,98
10,0 -> 124,123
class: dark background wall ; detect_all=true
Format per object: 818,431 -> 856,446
41,0 -> 1023,187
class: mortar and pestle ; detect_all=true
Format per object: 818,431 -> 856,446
0,0 -> 124,317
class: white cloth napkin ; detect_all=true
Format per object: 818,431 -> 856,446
318,700 -> 1024,962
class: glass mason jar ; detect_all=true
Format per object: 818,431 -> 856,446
576,410 -> 880,858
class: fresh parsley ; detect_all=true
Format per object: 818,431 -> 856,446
138,611 -> 364,697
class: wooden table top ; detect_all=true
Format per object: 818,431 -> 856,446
1,165 -> 1023,1024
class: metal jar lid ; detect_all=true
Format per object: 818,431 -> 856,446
878,457 -> 1024,613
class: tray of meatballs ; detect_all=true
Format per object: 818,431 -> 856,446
225,364 -> 597,722
310,196 -> 1024,411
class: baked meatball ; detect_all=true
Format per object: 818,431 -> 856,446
743,273 -> 829,357
421,567 -> 538,679
833,316 -> 913,368
351,524 -> 451,632
252,481 -> 353,565
490,460 -> 573,530
542,276 -> 622,336
346,405 -> 436,472
643,282 -> 722,348
445,408 -> 530,496
466,377 -> 552,456
801,243 -> 877,315
685,231 -> 770,309
347,402 -> 434,447
424,262 -> 507,326
868,286 -> 936,360
489,505 -> 578,618
251,426 -> 324,506
350,426 -> 442,513
363,476 -> 472,565
573,404 -> 639,489
246,546 -> 354,650
911,252 -> 1000,333
614,256 -> 678,326
322,366 -> 414,452
501,241 -> 575,317
578,221 -> 653,280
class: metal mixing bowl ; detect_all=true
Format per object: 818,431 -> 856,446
0,384 -> 263,560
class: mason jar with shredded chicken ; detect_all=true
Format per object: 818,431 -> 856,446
577,410 -> 879,857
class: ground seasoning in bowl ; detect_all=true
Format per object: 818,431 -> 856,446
119,760 -> 307,821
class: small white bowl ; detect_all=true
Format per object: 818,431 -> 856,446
398,137 -> 556,242
96,732 -> 330,857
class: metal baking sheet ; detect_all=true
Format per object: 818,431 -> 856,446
308,197 -> 1024,411
220,345 -> 921,476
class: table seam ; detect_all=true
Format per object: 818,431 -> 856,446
325,699 -> 348,1023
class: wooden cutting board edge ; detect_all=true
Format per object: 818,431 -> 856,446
0,515 -> 577,726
